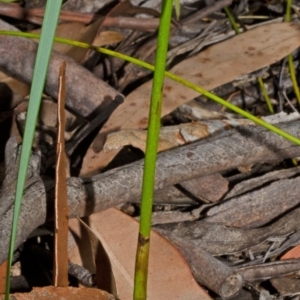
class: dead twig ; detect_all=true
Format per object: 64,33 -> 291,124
1,120 -> 300,264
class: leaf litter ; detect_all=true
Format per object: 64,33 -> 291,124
1,0 -> 300,299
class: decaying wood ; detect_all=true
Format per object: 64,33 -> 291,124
205,176 -> 300,228
155,206 -> 300,256
158,232 -> 243,299
236,259 -> 300,282
224,165 -> 300,200
262,228 -> 300,260
1,120 -> 300,264
270,277 -> 300,296
0,19 -> 121,118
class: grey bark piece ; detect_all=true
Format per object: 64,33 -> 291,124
205,177 -> 300,228
153,185 -> 198,205
1,120 -> 300,263
270,277 -> 300,296
0,19 -> 122,118
0,137 -> 46,265
157,231 -> 243,299
237,259 -> 300,282
224,165 -> 300,200
155,206 -> 300,255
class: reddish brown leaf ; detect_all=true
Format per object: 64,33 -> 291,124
0,260 -> 7,294
53,62 -> 69,287
69,208 -> 213,300
281,245 -> 300,260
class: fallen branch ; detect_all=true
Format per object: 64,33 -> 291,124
0,19 -> 121,118
1,120 -> 300,263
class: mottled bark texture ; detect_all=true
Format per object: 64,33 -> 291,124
157,231 -> 243,298
0,137 -> 46,265
155,206 -> 300,256
0,19 -> 122,118
1,120 -> 300,264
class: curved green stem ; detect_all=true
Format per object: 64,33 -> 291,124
0,31 -> 299,144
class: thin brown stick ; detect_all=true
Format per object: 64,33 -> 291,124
0,2 -> 160,31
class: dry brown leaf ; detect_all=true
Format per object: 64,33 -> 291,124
53,62 -> 68,287
281,245 -> 300,260
0,71 -> 29,101
38,99 -> 80,133
103,112 -> 299,154
0,260 -> 6,294
68,208 -> 212,300
180,173 -> 229,203
81,22 -> 300,175
74,217 -> 117,295
33,19 -> 103,63
103,119 -> 254,153
15,99 -> 83,146
0,286 -> 114,300
53,20 -> 123,61
52,21 -> 123,62
92,31 -> 124,47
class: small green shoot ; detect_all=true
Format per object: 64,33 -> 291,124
258,76 -> 274,114
5,1 -> 62,299
174,0 -> 180,20
224,6 -> 240,34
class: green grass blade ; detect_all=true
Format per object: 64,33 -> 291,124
174,0 -> 180,20
0,31 -> 299,144
285,0 -> 292,22
224,6 -> 240,34
5,1 -> 63,298
258,76 -> 274,114
133,0 -> 173,299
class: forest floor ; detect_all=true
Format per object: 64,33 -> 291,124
1,0 -> 300,299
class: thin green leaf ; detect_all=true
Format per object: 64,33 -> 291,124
0,30 -> 300,145
5,1 -> 63,299
258,76 -> 274,114
134,0 -> 173,299
224,6 -> 240,34
174,0 -> 180,20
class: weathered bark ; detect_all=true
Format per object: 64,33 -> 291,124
156,231 -> 243,298
0,19 -> 122,118
155,206 -> 300,255
1,120 -> 300,264
236,259 -> 300,283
